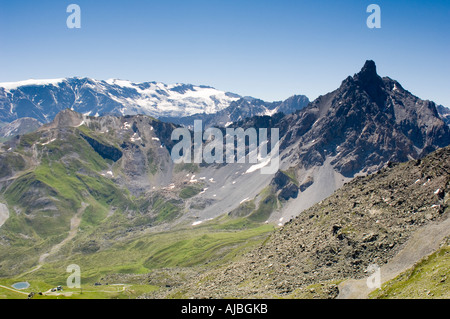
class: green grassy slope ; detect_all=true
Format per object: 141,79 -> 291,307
370,241 -> 450,299
0,115 -> 279,298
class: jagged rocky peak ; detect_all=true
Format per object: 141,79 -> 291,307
342,60 -> 386,105
356,60 -> 378,79
279,60 -> 450,178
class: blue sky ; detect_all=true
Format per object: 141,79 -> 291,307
0,0 -> 449,106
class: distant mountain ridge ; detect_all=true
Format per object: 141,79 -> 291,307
0,77 -> 240,123
0,117 -> 42,139
161,94 -> 309,128
0,77 -> 309,127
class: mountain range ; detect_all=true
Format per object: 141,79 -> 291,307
0,77 -> 309,131
0,60 -> 449,299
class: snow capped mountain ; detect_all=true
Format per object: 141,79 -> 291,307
100,79 -> 241,116
0,77 -> 241,123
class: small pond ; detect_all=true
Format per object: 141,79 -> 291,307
12,281 -> 30,290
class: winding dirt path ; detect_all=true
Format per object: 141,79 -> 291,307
337,213 -> 450,299
22,203 -> 88,275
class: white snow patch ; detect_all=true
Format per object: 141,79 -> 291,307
245,158 -> 271,174
192,217 -> 213,226
264,108 -> 278,116
0,78 -> 65,91
130,133 -> 141,142
75,120 -> 85,127
41,138 -> 56,145
106,79 -> 136,89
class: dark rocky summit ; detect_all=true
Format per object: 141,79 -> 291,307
278,60 -> 450,177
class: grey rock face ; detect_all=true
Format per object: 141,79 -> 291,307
0,117 -> 42,139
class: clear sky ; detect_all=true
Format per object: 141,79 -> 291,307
0,0 -> 449,106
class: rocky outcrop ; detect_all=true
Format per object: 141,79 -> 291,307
270,171 -> 299,201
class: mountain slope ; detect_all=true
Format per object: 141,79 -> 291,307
369,238 -> 450,299
0,109 -> 279,278
162,145 -> 449,298
0,109 -> 183,275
